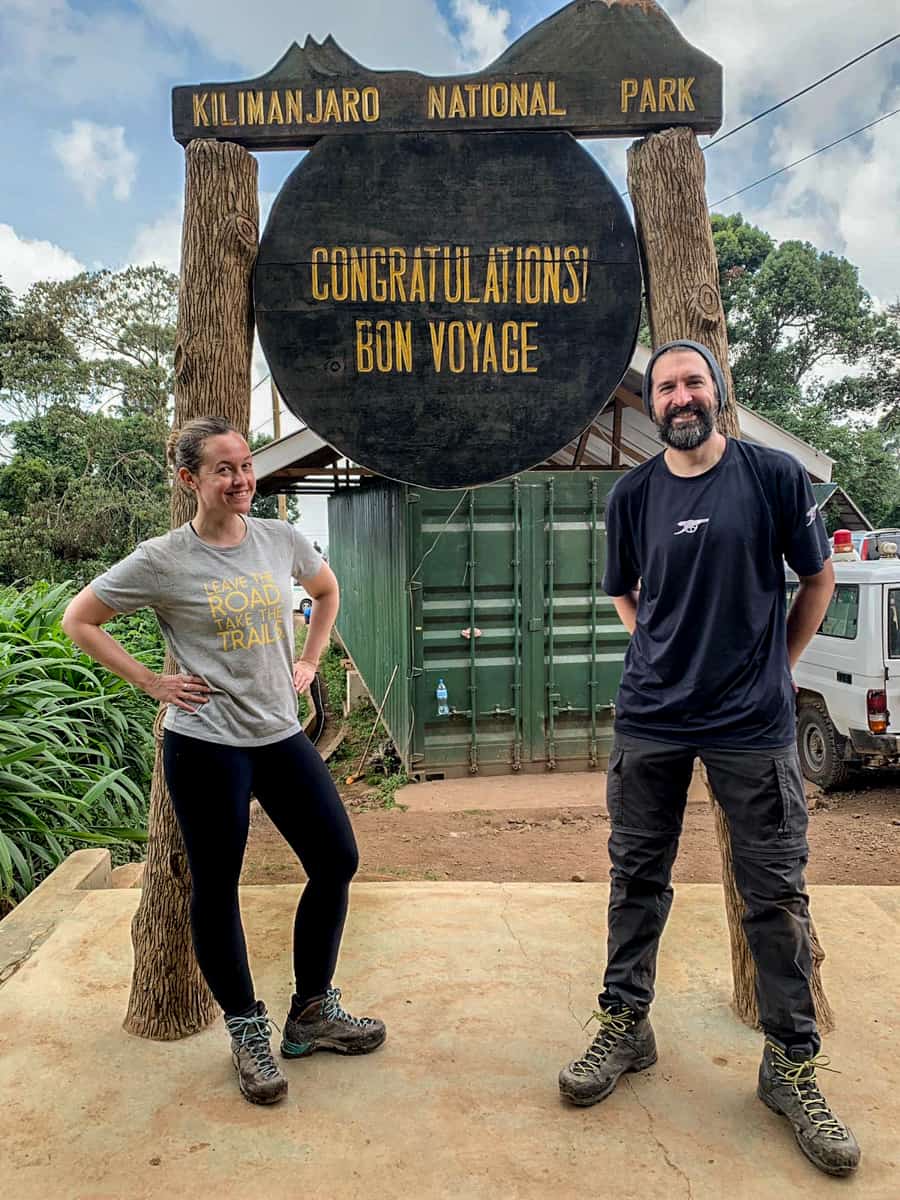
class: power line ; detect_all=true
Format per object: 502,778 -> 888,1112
703,33 -> 900,152
709,107 -> 900,207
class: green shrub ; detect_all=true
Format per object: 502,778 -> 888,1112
0,582 -> 157,904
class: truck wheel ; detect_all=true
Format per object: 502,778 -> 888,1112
797,701 -> 851,790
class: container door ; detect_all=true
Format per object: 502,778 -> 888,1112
538,473 -> 628,769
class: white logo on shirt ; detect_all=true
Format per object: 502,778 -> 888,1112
805,504 -> 818,527
674,518 -> 710,536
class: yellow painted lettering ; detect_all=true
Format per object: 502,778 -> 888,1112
388,248 -> 407,302
464,83 -> 479,117
285,90 -> 303,123
370,247 -> 387,303
444,247 -> 463,304
330,247 -> 348,302
356,320 -> 374,373
466,321 -> 483,373
448,85 -> 466,118
483,251 -> 501,304
542,246 -> 561,304
427,85 -> 446,119
429,321 -> 447,371
501,322 -> 520,373
639,78 -> 657,113
307,89 -> 323,124
448,322 -> 466,373
311,248 -> 329,301
523,246 -> 542,305
349,248 -> 368,301
220,92 -> 236,126
529,82 -> 548,116
361,87 -> 380,121
395,321 -> 413,373
342,88 -> 361,122
490,83 -> 509,118
658,77 -> 676,113
548,81 -> 566,116
510,82 -> 528,117
409,254 -> 426,302
323,90 -> 342,123
562,247 -> 581,304
678,76 -> 695,111
210,92 -> 219,124
207,594 -> 225,618
246,91 -> 264,124
620,78 -> 638,113
521,322 -> 538,373
267,91 -> 284,125
192,93 -> 209,126
482,323 -> 498,372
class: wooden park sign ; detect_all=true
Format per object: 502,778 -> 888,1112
171,0 -> 723,489
255,131 -> 640,488
173,1 -> 722,150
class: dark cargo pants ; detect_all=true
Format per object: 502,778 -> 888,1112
602,731 -> 818,1051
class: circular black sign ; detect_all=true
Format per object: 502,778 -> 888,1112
255,132 -> 640,489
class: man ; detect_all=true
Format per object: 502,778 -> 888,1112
558,340 -> 860,1177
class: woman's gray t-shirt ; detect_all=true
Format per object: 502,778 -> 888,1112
91,518 -> 323,747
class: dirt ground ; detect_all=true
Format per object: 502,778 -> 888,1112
241,769 -> 900,888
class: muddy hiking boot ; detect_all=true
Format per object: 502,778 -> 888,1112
281,986 -> 386,1058
559,1001 -> 658,1106
224,1001 -> 288,1105
758,1039 -> 860,1176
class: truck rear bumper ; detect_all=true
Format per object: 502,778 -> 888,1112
848,728 -> 900,759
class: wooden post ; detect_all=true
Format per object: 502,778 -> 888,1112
123,139 -> 259,1039
271,380 -> 288,520
627,126 -> 834,1034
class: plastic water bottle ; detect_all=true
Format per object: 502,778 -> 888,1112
436,678 -> 450,716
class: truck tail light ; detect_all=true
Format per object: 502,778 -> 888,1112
867,689 -> 889,734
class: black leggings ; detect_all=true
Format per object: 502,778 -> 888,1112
163,729 -> 359,1017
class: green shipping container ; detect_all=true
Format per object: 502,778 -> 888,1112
329,471 -> 629,778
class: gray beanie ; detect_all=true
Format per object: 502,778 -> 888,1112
642,339 -> 727,418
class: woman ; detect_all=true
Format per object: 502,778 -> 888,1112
62,415 -> 385,1105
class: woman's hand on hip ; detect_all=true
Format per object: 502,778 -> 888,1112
144,673 -> 211,713
293,658 -> 317,695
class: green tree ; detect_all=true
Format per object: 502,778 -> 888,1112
21,266 -> 178,419
0,406 -> 170,585
710,214 -> 900,526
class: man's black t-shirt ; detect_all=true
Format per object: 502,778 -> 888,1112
602,439 -> 830,748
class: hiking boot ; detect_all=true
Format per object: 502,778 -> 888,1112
758,1039 -> 860,1176
224,1001 -> 288,1105
281,986 -> 386,1058
559,1001 -> 657,1106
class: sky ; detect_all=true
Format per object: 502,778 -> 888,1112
1,0 -> 898,539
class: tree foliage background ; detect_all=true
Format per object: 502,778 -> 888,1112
710,213 -> 900,527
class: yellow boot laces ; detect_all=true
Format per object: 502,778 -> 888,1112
767,1040 -> 847,1138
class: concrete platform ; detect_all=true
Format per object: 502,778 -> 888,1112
0,883 -> 897,1199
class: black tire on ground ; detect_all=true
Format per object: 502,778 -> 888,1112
797,700 -> 852,790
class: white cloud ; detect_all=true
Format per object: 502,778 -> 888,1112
665,0 -> 899,301
0,0 -> 183,104
452,0 -> 512,69
0,223 -> 84,297
130,206 -> 183,275
51,121 -> 138,206
137,0 -> 460,75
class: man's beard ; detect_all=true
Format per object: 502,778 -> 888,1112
657,404 -> 715,450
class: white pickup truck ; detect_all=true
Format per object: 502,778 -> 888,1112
788,559 -> 900,788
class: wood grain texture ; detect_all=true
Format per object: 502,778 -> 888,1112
123,139 -> 259,1041
255,131 -> 641,489
172,1 -> 722,149
629,129 -> 834,1033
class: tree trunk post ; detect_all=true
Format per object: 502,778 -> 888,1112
123,139 -> 259,1039
626,126 -> 834,1035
